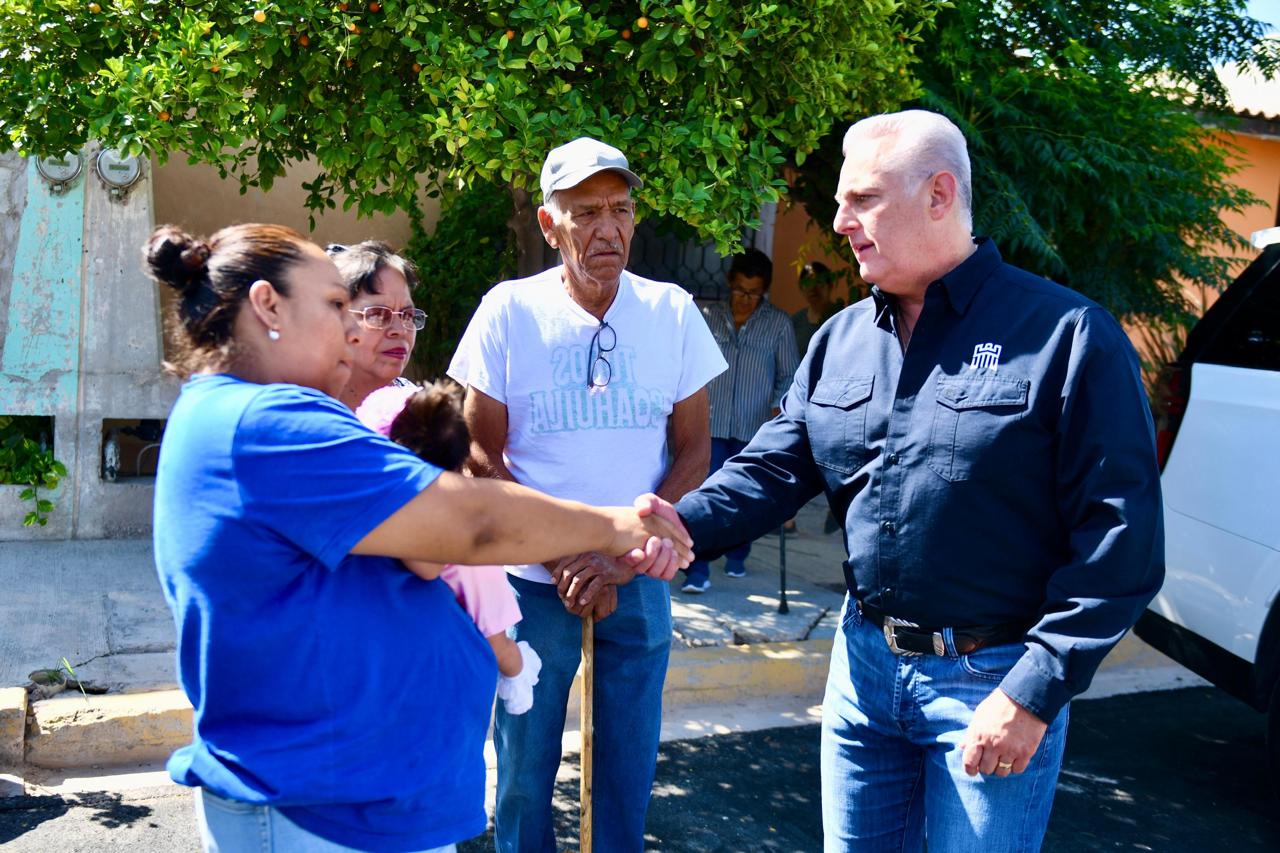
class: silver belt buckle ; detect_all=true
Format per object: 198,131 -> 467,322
882,616 -> 921,656
882,616 -> 946,657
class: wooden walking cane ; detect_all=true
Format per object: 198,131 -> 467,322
580,611 -> 594,853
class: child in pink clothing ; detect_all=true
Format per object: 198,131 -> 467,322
357,381 -> 540,714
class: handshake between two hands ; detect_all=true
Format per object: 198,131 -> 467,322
551,493 -> 689,621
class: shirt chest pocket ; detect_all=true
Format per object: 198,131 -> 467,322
928,375 -> 1031,483
807,376 -> 874,475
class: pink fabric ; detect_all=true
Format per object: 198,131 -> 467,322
359,387 -> 522,636
354,384 -> 418,437
440,564 -> 522,637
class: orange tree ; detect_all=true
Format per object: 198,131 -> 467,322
0,0 -> 928,257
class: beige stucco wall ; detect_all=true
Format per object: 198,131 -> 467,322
151,156 -> 439,251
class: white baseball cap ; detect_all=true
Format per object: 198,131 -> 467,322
540,137 -> 643,202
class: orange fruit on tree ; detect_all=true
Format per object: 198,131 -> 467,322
505,28 -> 515,40
158,110 -> 171,121
345,58 -> 354,67
211,63 -> 220,72
298,33 -> 310,46
348,21 -> 359,32
88,2 -> 101,12
338,1 -> 348,9
253,9 -> 266,23
369,1 -> 380,10
636,16 -> 648,29
412,62 -> 422,72
621,28 -> 631,39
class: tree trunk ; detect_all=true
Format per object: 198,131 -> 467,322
508,185 -> 558,278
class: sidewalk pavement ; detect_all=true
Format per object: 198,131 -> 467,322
0,499 -> 1205,794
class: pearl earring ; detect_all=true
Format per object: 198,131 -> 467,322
268,329 -> 281,341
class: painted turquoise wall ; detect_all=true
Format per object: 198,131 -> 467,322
0,160 -> 84,414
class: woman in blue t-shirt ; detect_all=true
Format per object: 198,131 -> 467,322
144,223 -> 691,853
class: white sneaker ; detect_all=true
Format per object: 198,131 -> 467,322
496,641 -> 542,715
681,576 -> 711,594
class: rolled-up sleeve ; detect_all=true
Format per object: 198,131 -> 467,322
1000,307 -> 1165,721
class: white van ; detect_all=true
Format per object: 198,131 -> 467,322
1134,237 -> 1280,795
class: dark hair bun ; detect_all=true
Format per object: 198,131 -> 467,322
145,225 -> 212,296
389,381 -> 471,472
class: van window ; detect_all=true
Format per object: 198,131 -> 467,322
1202,269 -> 1280,371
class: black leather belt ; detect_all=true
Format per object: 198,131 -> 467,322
857,600 -> 1030,657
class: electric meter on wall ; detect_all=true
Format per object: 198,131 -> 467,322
95,148 -> 143,198
34,152 -> 83,193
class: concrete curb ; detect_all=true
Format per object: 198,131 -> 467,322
0,686 -> 27,765
663,640 -> 831,707
25,690 -> 193,770
8,631 -> 1203,784
15,640 -> 834,774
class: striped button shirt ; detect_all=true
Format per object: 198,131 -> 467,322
702,300 -> 800,442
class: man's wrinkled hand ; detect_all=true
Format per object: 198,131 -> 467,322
960,688 -> 1048,777
551,552 -> 635,620
588,583 -> 617,621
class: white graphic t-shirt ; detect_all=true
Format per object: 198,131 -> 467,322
447,266 -> 727,583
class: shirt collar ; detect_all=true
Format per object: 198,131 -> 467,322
870,237 -> 1001,325
937,237 -> 1000,314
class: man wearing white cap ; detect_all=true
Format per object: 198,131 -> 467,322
448,137 -> 726,852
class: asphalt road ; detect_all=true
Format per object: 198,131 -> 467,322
2,688 -> 1277,851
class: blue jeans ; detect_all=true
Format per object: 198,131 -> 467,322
820,598 -> 1069,852
494,574 -> 672,853
685,437 -> 750,583
195,789 -> 455,853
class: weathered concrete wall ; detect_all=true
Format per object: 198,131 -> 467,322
75,145 -> 178,538
0,147 -> 174,540
0,153 -> 27,344
0,154 -> 81,537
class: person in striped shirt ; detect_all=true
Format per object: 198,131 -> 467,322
681,249 -> 800,593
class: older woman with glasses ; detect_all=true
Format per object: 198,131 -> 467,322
328,241 -> 426,410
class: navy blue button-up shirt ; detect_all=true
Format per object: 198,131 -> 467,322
675,239 -> 1164,720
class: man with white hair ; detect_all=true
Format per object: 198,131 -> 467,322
448,137 -> 726,852
666,110 -> 1164,849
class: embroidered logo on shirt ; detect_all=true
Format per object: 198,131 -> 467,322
969,342 -> 1002,373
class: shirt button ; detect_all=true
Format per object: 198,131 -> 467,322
881,520 -> 896,535
886,452 -> 900,466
